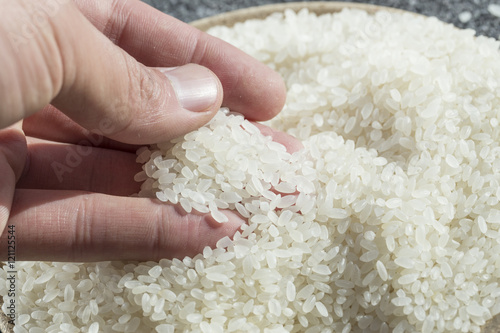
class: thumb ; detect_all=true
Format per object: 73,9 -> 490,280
2,1 -> 223,144
50,2 -> 223,144
55,62 -> 223,144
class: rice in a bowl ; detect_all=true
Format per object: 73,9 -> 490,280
2,7 -> 500,333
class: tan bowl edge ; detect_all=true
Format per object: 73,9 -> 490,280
190,1 -> 410,31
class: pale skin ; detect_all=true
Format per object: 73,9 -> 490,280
0,0 -> 301,261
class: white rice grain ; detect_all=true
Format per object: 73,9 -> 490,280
4,8 -> 500,333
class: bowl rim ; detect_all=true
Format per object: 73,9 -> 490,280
190,1 -> 412,31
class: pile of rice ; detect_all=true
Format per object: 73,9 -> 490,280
3,8 -> 500,333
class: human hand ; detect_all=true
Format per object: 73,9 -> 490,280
0,0 -> 293,261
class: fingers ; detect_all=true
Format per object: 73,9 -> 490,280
18,126 -> 302,195
17,137 -> 141,196
2,1 -> 224,144
74,0 -> 287,120
24,107 -> 305,155
23,105 -> 138,152
2,189 -> 244,261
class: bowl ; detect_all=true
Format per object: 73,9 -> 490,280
190,2 -> 500,332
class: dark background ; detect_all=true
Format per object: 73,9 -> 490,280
142,0 -> 500,38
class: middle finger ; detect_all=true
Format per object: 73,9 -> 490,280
17,136 -> 142,196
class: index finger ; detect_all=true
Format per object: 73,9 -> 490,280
75,0 -> 287,121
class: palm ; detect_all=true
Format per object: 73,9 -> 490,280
2,107 -> 244,262
2,107 -> 301,262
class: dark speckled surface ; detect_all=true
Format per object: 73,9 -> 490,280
143,0 -> 500,38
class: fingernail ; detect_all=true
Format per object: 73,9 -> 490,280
159,65 -> 219,112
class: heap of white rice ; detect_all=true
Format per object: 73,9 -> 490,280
3,8 -> 500,333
